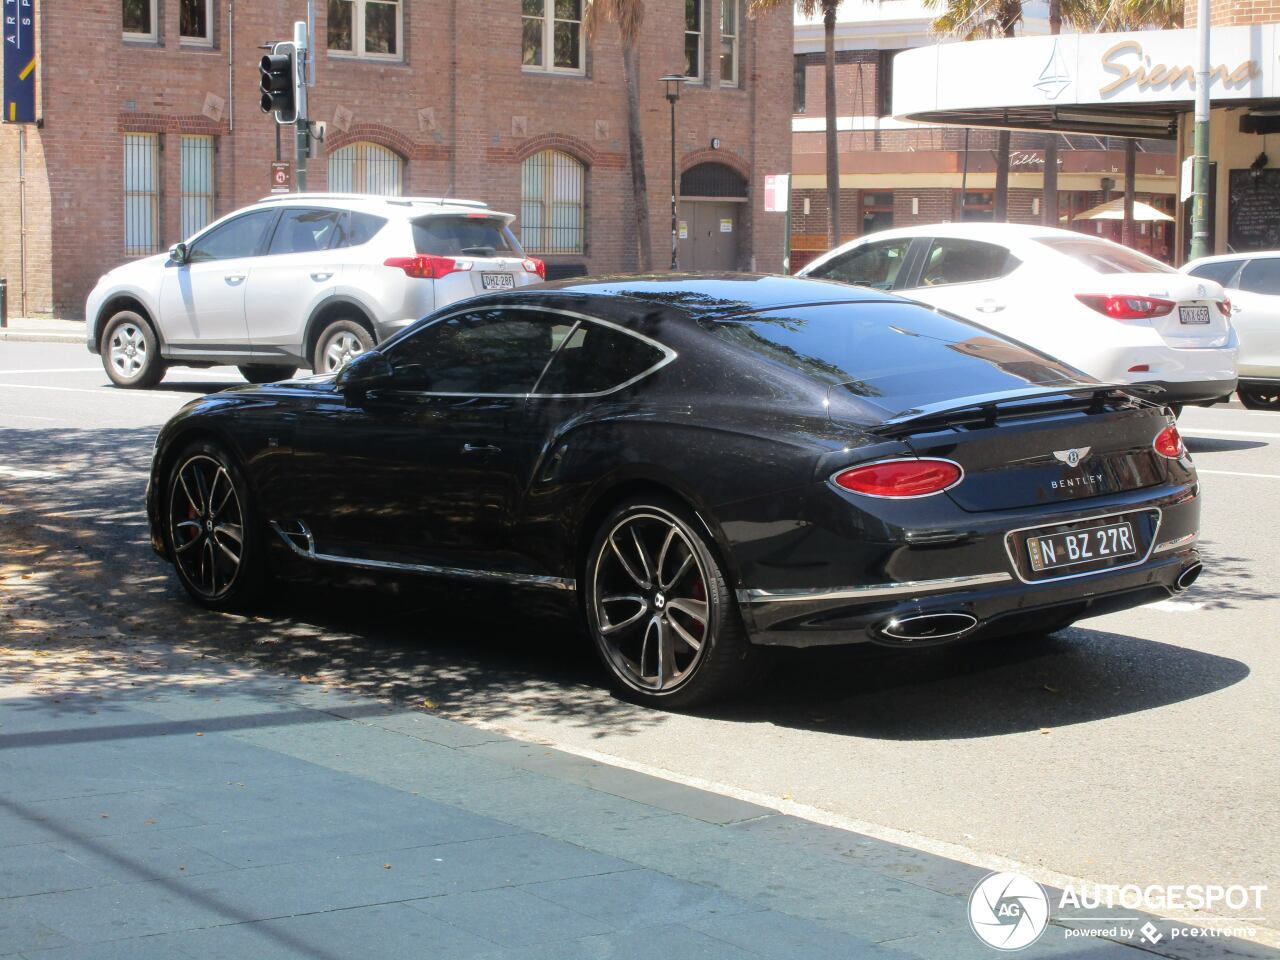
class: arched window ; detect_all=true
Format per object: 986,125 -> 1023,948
327,141 -> 403,196
520,150 -> 585,254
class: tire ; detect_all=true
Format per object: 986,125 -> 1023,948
584,497 -> 760,709
312,319 -> 374,374
163,440 -> 266,610
101,311 -> 167,388
1239,386 -> 1280,410
238,364 -> 297,384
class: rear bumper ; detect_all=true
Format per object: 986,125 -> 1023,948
1139,378 -> 1237,404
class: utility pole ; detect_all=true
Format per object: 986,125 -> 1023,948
294,20 -> 309,192
1190,0 -> 1212,260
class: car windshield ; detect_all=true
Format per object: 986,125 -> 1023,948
1035,236 -> 1177,275
703,301 -> 1090,419
412,216 -> 521,257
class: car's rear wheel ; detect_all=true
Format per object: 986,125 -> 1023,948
101,311 -> 167,388
238,364 -> 297,384
165,441 -> 265,610
313,319 -> 374,374
1239,386 -> 1280,410
585,498 -> 758,709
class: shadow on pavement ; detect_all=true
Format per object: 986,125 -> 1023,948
0,425 -> 1257,743
1185,436 -> 1269,453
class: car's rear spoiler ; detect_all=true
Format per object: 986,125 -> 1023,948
864,383 -> 1166,437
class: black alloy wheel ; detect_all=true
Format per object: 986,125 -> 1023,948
585,498 -> 758,708
165,442 -> 265,608
1239,386 -> 1280,410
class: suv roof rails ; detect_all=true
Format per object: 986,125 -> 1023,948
255,192 -> 489,209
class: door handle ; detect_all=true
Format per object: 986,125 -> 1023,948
975,300 -> 1006,313
224,274 -> 246,285
310,271 -> 334,282
462,443 -> 501,455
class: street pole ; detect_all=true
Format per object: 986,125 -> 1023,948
1190,0 -> 1211,260
661,76 -> 685,271
294,20 -> 309,192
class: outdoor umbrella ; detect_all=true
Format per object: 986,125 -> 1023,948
1071,198 -> 1175,222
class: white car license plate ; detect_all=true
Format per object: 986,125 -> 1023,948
1179,305 -> 1211,325
482,272 -> 514,290
1026,521 -> 1137,573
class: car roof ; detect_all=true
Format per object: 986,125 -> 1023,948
1185,251 -> 1280,266
843,222 -> 1085,244
253,193 -> 515,221
499,273 -> 903,320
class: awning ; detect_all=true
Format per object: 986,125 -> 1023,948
1072,198 -> 1175,222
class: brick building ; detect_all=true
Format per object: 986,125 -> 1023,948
0,0 -> 791,319
788,1 -> 1178,271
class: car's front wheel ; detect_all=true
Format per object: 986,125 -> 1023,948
238,364 -> 297,384
101,311 -> 167,388
165,441 -> 265,610
1239,386 -> 1280,410
313,319 -> 374,374
584,498 -> 759,709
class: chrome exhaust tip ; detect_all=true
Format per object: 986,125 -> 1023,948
1175,562 -> 1203,592
879,612 -> 979,643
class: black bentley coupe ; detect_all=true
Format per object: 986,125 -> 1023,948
147,275 -> 1202,707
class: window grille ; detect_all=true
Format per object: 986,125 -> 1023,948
180,135 -> 215,238
521,150 -> 585,255
124,133 -> 160,256
328,141 -> 404,196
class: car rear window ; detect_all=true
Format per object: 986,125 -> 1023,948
413,216 -> 521,257
702,301 -> 1089,418
1035,236 -> 1176,274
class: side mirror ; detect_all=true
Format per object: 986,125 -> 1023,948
169,242 -> 189,265
335,350 -> 394,400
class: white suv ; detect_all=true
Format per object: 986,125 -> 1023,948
86,194 -> 545,388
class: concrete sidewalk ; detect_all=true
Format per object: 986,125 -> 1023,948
0,318 -> 85,344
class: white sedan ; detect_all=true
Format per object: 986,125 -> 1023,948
798,223 -> 1238,407
1183,251 -> 1280,409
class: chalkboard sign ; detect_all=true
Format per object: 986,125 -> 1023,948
1228,168 -> 1280,253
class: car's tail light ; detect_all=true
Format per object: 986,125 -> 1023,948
833,459 -> 962,498
1217,298 -> 1231,317
523,257 -> 546,279
1153,424 -> 1185,459
1076,294 -> 1175,320
383,255 -> 472,280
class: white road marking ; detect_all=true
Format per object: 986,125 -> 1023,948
454,718 -> 1280,948
1198,469 -> 1280,480
1183,428 -> 1280,439
0,465 -> 62,480
0,367 -> 100,375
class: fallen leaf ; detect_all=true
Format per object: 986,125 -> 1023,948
195,732 -> 204,737
1039,727 -> 1051,735
1043,685 -> 1059,694
383,864 -> 392,870
421,698 -> 436,709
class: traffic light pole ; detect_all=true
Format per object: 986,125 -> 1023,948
1189,0 -> 1211,260
293,21 -> 309,192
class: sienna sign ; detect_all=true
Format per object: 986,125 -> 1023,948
893,24 -> 1278,121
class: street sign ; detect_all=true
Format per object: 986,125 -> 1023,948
1180,155 -> 1195,202
764,174 -> 790,213
3,0 -> 36,123
270,160 -> 292,193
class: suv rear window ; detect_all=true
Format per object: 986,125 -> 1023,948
413,216 -> 521,257
1035,236 -> 1176,274
703,301 -> 1087,419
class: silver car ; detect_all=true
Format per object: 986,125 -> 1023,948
86,193 -> 545,387
1184,252 -> 1280,409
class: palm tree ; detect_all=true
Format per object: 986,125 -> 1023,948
752,0 -> 843,250
923,0 -> 1023,221
585,0 -> 653,270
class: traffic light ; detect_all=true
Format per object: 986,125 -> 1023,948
259,41 -> 299,124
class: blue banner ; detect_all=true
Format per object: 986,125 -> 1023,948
3,0 -> 35,123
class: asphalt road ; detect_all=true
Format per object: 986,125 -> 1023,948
3,341 -> 1278,944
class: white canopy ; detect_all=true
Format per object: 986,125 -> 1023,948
1072,198 -> 1175,222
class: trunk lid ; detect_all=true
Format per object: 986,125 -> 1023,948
875,390 -> 1172,512
1078,271 -> 1231,349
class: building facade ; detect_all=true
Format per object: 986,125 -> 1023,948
789,0 -> 1178,271
0,0 -> 791,319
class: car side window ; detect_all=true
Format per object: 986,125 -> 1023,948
186,210 -> 278,263
917,238 -> 1019,287
1238,258 -> 1280,296
809,239 -> 911,290
347,212 -> 388,247
268,208 -> 345,256
533,321 -> 667,395
385,309 -> 563,394
1187,259 -> 1244,289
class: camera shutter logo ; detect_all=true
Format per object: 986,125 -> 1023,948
968,871 -> 1050,951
